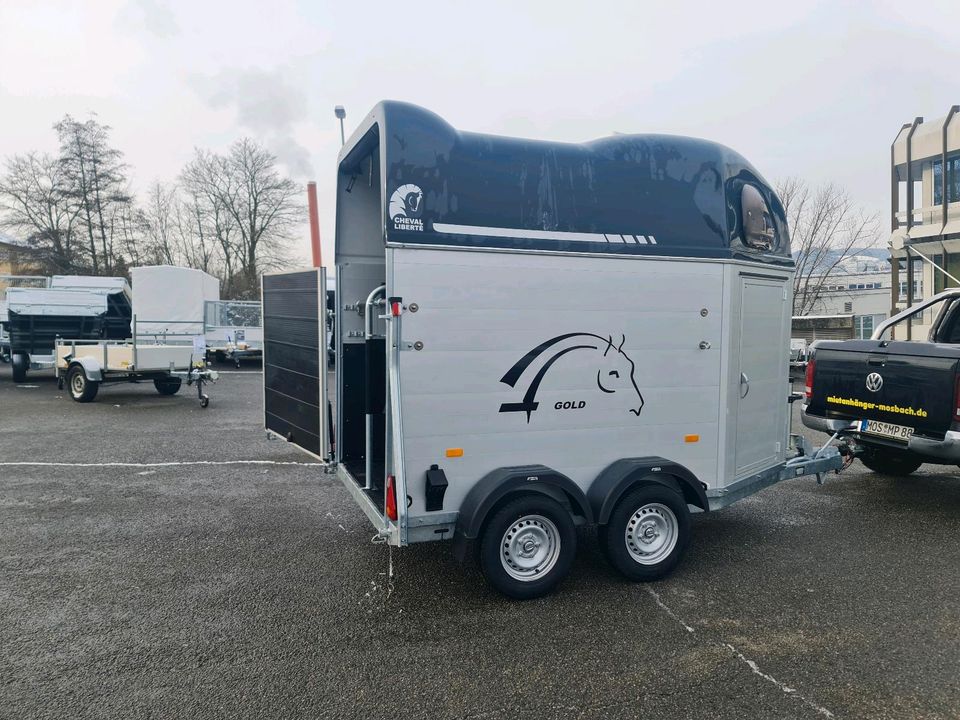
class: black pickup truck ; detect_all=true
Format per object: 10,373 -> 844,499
802,288 -> 960,475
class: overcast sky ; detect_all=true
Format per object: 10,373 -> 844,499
1,0 -> 957,265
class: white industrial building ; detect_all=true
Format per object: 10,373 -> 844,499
804,253 -> 919,338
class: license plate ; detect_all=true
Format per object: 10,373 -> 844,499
859,419 -> 914,442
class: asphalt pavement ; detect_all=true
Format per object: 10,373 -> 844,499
2,361 -> 959,719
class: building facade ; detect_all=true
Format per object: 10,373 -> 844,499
803,254 -> 920,339
0,232 -> 40,286
890,106 -> 960,337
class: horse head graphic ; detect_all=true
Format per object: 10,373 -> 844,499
389,183 -> 423,220
499,332 -> 644,422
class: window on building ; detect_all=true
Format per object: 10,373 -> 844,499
854,314 -> 884,339
899,279 -> 923,299
933,253 -> 960,294
933,155 -> 960,205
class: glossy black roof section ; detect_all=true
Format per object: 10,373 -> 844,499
336,101 -> 791,265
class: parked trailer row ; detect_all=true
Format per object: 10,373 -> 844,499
262,101 -> 845,599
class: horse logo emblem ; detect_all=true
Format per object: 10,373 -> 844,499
389,184 -> 424,231
499,332 -> 644,422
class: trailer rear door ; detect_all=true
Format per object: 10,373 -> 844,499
262,269 -> 330,460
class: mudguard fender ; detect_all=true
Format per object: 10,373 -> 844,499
589,457 -> 709,525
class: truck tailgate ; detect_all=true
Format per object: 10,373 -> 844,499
807,340 -> 960,437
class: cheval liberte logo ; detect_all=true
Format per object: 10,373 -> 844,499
389,184 -> 424,231
499,332 -> 645,423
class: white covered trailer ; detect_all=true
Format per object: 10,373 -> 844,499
262,102 -> 843,599
131,265 -> 219,337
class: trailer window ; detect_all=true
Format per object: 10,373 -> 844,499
741,185 -> 777,252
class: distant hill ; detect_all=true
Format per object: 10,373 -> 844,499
793,247 -> 891,275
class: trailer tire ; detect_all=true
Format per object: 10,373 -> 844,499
600,484 -> 690,582
11,353 -> 28,382
67,365 -> 99,403
479,495 -> 576,600
154,378 -> 182,395
859,446 -> 922,476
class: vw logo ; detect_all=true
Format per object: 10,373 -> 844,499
865,372 -> 884,393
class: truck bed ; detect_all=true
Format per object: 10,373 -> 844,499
807,339 -> 960,439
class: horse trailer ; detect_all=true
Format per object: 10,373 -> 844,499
262,102 -> 843,599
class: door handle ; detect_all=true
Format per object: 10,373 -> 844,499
740,372 -> 750,399
867,358 -> 886,367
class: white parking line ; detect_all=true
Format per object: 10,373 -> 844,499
645,587 -> 835,718
0,460 -> 318,468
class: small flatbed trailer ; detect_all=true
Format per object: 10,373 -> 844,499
262,102 -> 845,599
55,328 -> 217,407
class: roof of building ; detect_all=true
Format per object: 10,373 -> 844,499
0,232 -> 28,249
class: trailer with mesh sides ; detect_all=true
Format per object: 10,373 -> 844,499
204,300 -> 263,367
261,101 -> 845,599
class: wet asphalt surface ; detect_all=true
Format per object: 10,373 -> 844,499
2,362 -> 960,719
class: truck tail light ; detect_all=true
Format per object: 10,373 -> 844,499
804,357 -> 816,400
954,375 -> 960,423
385,474 -> 398,521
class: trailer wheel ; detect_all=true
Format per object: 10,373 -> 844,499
479,495 -> 576,600
67,365 -> 99,403
859,446 -> 922,476
154,378 -> 182,395
11,353 -> 28,382
600,484 -> 691,582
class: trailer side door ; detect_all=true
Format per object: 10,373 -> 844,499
262,269 -> 330,460
734,274 -> 790,478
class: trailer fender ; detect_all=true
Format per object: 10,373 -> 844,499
68,357 -> 103,382
589,457 -> 709,526
452,465 -> 592,561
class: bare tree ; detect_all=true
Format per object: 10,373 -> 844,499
182,139 -> 302,298
777,177 -> 880,316
174,187 -> 222,275
0,152 -> 81,273
140,182 -> 179,266
55,114 -> 132,275
180,151 -> 236,280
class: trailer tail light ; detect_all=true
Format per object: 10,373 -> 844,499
385,474 -> 398,521
804,357 -> 816,400
954,375 -> 960,423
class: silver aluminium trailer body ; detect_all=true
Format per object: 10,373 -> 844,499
262,101 -> 844,599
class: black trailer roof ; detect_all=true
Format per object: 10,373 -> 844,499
337,101 -> 791,265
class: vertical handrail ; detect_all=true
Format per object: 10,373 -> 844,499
387,302 -> 408,546
363,285 -> 386,490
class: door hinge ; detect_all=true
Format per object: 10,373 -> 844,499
775,441 -> 782,453
782,288 -> 788,301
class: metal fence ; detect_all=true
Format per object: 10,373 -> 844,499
0,275 -> 49,292
203,300 -> 262,329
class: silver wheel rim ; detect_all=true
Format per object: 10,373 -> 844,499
500,514 -> 561,582
625,502 -> 678,565
70,372 -> 85,396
